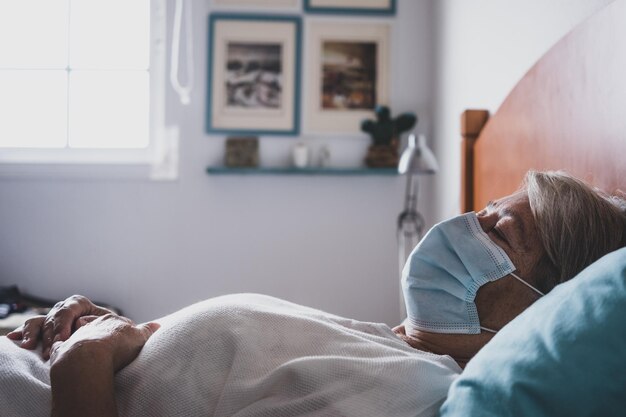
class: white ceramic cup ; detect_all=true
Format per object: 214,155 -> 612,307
292,143 -> 309,168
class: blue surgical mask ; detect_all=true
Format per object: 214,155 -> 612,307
401,212 -> 544,334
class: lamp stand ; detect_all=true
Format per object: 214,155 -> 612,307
397,174 -> 425,320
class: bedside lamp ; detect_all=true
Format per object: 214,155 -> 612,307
397,134 -> 439,319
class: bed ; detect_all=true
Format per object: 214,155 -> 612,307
442,1 -> 626,416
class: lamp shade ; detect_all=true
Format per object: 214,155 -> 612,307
398,134 -> 439,175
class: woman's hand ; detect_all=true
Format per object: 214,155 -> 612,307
6,294 -> 113,359
49,314 -> 160,372
49,314 -> 159,417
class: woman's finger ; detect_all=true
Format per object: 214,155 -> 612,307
50,302 -> 84,343
41,318 -> 56,360
139,322 -> 161,341
6,325 -> 24,340
49,340 -> 64,361
21,324 -> 42,350
7,315 -> 46,341
8,316 -> 46,350
75,315 -> 99,330
6,326 -> 24,340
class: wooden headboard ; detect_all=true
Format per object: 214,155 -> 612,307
461,0 -> 626,212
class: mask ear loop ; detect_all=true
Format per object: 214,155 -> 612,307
510,272 -> 545,296
480,273 -> 544,334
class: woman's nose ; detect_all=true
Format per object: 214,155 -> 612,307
477,210 -> 498,233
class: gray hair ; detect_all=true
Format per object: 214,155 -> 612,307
525,171 -> 626,287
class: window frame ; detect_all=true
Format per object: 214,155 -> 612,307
0,0 -> 176,180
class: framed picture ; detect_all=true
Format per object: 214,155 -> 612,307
214,0 -> 298,7
206,14 -> 301,135
304,0 -> 396,15
304,21 -> 390,133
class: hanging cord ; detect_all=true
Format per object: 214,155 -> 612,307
170,0 -> 194,105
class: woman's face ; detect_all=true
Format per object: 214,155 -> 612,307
474,191 -> 555,332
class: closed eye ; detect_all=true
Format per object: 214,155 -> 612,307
492,226 -> 509,244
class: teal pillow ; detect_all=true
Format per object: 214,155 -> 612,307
439,247 -> 626,417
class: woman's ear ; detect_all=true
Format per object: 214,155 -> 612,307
533,253 -> 559,294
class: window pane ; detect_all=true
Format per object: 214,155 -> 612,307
0,71 -> 67,148
68,71 -> 149,149
0,0 -> 69,68
70,0 -> 150,70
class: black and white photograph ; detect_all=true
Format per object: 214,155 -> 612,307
225,42 -> 282,109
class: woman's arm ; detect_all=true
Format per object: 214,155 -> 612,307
48,314 -> 159,417
50,344 -> 118,417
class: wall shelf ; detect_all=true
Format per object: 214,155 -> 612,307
206,167 -> 399,176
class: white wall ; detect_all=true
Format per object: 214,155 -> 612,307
0,0 -> 434,325
426,0 -> 614,225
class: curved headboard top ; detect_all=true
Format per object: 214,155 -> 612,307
463,0 -> 626,211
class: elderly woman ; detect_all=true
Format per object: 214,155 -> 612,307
4,171 -> 626,417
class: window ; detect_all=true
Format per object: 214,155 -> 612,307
0,0 -> 174,178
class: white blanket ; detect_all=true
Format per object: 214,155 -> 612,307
0,294 -> 461,416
